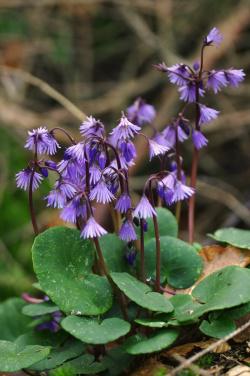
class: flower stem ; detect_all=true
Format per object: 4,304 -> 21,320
148,181 -> 161,292
93,237 -> 129,321
139,219 -> 146,283
188,148 -> 199,243
28,169 -> 39,236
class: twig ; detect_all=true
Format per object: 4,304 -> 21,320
168,319 -> 250,375
0,65 -> 86,121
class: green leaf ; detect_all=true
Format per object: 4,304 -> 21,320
209,228 -> 250,249
22,302 -> 59,316
58,354 -> 107,374
134,318 -> 166,328
0,340 -> 50,372
61,316 -> 131,344
0,298 -> 32,341
170,294 -> 200,323
199,316 -> 236,339
32,227 -> 113,315
15,330 -> 67,348
30,339 -> 84,371
110,272 -> 173,313
99,233 -> 129,272
141,208 -> 178,242
143,236 -> 203,288
102,347 -> 132,376
123,329 -> 179,354
192,266 -> 250,312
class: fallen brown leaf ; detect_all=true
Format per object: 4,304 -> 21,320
163,339 -> 231,358
130,358 -> 169,376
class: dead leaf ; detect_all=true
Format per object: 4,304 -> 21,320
234,315 -> 250,343
225,365 -> 250,376
129,358 -> 169,376
163,339 -> 231,358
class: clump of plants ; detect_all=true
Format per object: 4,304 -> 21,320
1,27 -> 250,375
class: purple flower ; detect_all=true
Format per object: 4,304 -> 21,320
89,180 -> 115,204
119,220 -> 137,242
199,104 -> 219,125
110,114 -> 141,144
37,311 -> 62,333
67,142 -> 86,162
98,151 -> 107,169
162,173 -> 176,190
206,70 -> 228,93
172,180 -> 194,202
167,64 -> 191,86
125,249 -> 137,266
60,197 -> 86,224
179,82 -> 205,103
115,193 -> 131,214
16,168 -> 43,191
81,216 -> 107,239
148,139 -> 170,160
205,27 -> 223,47
80,116 -> 104,138
39,167 -> 48,178
164,189 -> 175,206
224,69 -> 245,87
162,125 -> 188,147
127,98 -> 156,126
46,189 -> 66,209
134,195 -> 156,219
25,127 -> 59,155
45,160 -> 58,170
119,140 -> 137,163
90,165 -> 102,184
192,130 -> 208,150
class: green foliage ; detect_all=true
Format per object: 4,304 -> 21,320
0,298 -> 33,341
55,354 -> 107,375
0,341 -> 50,372
143,236 -> 203,288
30,339 -> 84,371
22,302 -> 59,316
142,207 -> 178,241
134,318 -> 167,328
111,272 -> 173,313
209,228 -> 250,249
61,316 -> 131,344
199,316 -> 236,339
171,266 -> 250,322
32,227 -> 113,315
99,233 -> 129,272
123,329 -> 179,355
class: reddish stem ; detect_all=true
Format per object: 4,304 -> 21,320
139,219 -> 146,283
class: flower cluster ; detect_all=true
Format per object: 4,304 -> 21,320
16,27 -> 245,251
156,27 -> 245,150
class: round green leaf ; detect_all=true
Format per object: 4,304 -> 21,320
209,228 -> 250,249
32,227 -> 113,315
61,316 -> 131,344
193,266 -> 250,311
0,341 -> 50,372
99,233 -> 129,272
0,298 -> 33,341
143,236 -> 203,288
58,354 -> 107,374
110,272 -> 173,313
123,329 -> 179,354
30,339 -> 84,371
22,302 -> 59,317
140,208 -> 178,242
199,317 -> 236,339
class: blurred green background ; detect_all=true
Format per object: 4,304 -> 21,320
0,0 -> 249,300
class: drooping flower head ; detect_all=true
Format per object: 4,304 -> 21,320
16,168 -> 43,191
192,130 -> 208,150
25,127 -> 59,155
89,179 -> 115,204
81,216 -> 107,239
127,98 -> 156,126
115,193 -> 131,214
110,114 -> 141,145
134,195 -> 156,219
80,116 -> 104,138
119,220 -> 137,242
